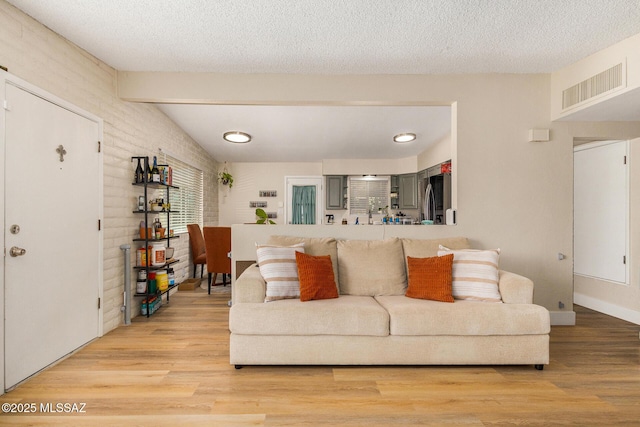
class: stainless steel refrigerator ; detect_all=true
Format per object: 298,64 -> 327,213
420,173 -> 451,224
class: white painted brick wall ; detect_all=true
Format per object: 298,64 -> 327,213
1,1 -> 219,333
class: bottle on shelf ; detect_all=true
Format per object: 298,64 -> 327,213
151,156 -> 161,183
136,246 -> 148,267
151,242 -> 166,267
136,279 -> 147,294
146,158 -> 152,183
134,158 -> 144,183
148,272 -> 157,293
153,218 -> 160,239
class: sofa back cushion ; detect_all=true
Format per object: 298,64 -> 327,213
401,237 -> 471,259
268,235 -> 339,288
401,237 -> 471,275
337,238 -> 407,296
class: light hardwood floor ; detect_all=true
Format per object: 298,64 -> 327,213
1,285 -> 639,426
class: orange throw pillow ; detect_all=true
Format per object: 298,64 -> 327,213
406,254 -> 454,302
295,251 -> 339,302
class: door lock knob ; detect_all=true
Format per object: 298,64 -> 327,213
9,246 -> 26,257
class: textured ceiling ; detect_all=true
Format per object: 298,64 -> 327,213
8,0 -> 640,74
7,0 -> 640,162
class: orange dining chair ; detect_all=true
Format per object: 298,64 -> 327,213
186,224 -> 207,279
203,226 -> 231,295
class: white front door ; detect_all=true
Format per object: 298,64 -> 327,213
4,82 -> 102,389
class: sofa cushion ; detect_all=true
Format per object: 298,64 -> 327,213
256,243 -> 305,302
401,237 -> 471,259
229,295 -> 389,336
337,238 -> 407,296
295,252 -> 339,302
438,246 -> 502,303
375,296 -> 550,336
406,254 -> 454,303
268,235 -> 339,288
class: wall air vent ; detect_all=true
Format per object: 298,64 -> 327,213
562,63 -> 624,110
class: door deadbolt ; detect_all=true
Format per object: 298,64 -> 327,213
10,246 -> 26,257
10,224 -> 20,234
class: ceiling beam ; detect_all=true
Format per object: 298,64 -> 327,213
116,71 -> 456,106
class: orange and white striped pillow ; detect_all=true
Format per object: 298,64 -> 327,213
437,245 -> 502,303
256,243 -> 305,302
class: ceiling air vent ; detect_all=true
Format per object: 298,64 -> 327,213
562,63 -> 623,110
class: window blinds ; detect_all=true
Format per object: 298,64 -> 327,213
162,154 -> 203,234
349,176 -> 390,215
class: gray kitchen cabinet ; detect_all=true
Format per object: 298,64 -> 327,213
326,175 -> 346,210
426,164 -> 442,178
398,173 -> 418,209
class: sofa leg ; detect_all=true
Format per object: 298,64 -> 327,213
234,365 -> 243,370
535,364 -> 544,370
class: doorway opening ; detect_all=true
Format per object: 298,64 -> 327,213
573,138 -> 638,325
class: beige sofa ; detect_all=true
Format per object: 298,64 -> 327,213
229,236 -> 550,369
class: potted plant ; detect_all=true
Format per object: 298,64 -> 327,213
255,208 -> 275,224
218,171 -> 234,188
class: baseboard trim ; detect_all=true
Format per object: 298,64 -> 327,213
574,293 -> 640,325
549,310 -> 576,326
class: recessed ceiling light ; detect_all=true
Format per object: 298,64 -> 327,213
223,131 -> 251,143
393,133 -> 416,143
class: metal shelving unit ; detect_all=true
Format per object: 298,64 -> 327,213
131,156 -> 180,317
